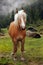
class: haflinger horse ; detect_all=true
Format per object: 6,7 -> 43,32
9,9 -> 27,61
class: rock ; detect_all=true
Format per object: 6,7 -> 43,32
0,33 -> 5,36
33,33 -> 41,38
26,30 -> 41,38
26,30 -> 35,37
27,27 -> 37,32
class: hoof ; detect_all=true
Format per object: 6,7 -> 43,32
23,50 -> 26,53
13,57 -> 17,61
21,57 -> 25,61
11,52 -> 14,56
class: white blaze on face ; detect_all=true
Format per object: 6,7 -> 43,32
20,17 -> 25,29
18,10 -> 26,29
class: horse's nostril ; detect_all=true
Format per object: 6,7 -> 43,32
22,27 -> 26,30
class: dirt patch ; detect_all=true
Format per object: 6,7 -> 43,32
0,33 -> 5,36
29,61 -> 38,65
0,63 -> 13,65
0,33 -> 9,39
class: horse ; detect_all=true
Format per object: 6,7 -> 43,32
9,9 -> 27,60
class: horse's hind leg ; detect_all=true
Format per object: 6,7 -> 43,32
21,39 -> 25,60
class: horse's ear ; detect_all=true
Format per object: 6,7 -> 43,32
21,7 -> 24,10
21,7 -> 26,12
16,8 -> 18,13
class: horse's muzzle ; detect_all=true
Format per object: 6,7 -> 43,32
22,27 -> 26,30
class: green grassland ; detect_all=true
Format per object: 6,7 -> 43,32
0,28 -> 43,65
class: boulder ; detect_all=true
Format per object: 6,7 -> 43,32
26,30 -> 41,38
27,27 -> 37,32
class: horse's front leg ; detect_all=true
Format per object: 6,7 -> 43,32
21,39 -> 25,61
12,39 -> 18,60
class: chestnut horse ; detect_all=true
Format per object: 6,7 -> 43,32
9,10 -> 27,60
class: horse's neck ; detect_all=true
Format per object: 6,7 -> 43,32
14,20 -> 18,26
14,21 -> 20,31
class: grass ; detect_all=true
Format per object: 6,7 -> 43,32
0,28 -> 43,65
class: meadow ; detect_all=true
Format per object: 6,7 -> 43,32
0,28 -> 43,65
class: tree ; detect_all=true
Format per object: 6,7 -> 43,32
10,10 -> 14,22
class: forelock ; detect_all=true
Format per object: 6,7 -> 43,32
18,10 -> 27,18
